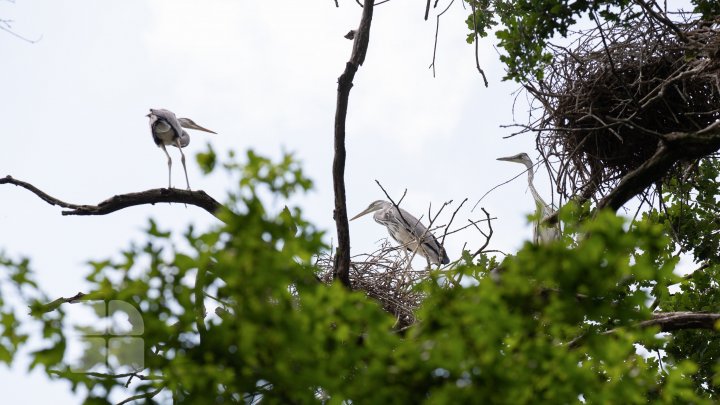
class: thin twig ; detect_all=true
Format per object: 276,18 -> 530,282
469,2 -> 489,87
0,19 -> 42,43
472,159 -> 543,211
428,0 -> 455,77
471,208 -> 494,259
443,216 -> 497,237
116,387 -> 164,405
441,198 -> 467,246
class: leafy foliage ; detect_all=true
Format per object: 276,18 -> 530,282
465,0 -> 720,398
0,254 -> 59,370
658,159 -> 720,263
463,1 -> 720,81
0,3 -> 718,403
639,158 -> 720,398
464,0 -> 634,81
1,148 -> 717,403
692,0 -> 720,19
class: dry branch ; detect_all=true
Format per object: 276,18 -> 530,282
641,311 -> 720,332
332,0 -> 375,288
1,175 -> 224,220
569,311 -> 720,348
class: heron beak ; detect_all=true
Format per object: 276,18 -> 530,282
349,206 -> 376,221
188,123 -> 217,134
496,156 -> 514,162
179,118 -> 217,134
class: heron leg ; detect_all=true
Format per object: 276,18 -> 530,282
160,144 -> 172,188
176,139 -> 191,190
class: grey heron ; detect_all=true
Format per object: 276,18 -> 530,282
147,108 -> 216,190
350,200 -> 450,266
497,153 -> 561,244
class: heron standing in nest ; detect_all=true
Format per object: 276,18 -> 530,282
351,200 -> 450,266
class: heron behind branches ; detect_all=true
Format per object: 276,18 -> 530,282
147,108 -> 216,190
350,200 -> 450,266
497,153 -> 561,244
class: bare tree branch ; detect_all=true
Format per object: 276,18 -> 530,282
470,208 -> 493,259
428,0 -> 454,77
1,175 -> 225,221
639,311 -> 720,332
48,370 -> 164,383
469,2 -> 489,87
568,311 -> 720,348
633,0 -> 688,42
440,197 -> 467,246
332,0 -> 375,288
0,18 -> 42,43
116,387 -> 164,405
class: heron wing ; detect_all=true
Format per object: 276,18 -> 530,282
152,109 -> 184,141
385,207 -> 448,265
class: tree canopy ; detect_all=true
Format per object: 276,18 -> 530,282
2,1 -> 720,403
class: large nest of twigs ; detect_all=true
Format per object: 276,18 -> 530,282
316,241 -> 431,329
527,13 -> 720,201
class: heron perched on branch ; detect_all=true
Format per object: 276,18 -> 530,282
350,200 -> 450,266
497,153 -> 561,244
147,108 -> 216,190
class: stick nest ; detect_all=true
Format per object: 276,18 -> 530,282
316,241 -> 430,329
527,13 -> 720,201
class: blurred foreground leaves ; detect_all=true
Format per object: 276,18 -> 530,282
0,149 -> 717,403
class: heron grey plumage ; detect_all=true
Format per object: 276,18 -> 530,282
350,200 -> 450,266
147,108 -> 216,190
497,152 -> 561,244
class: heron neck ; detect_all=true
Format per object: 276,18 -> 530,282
525,162 -> 548,209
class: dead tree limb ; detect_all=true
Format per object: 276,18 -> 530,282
1,175 -> 224,221
568,311 -> 720,348
639,311 -> 720,332
332,0 -> 375,288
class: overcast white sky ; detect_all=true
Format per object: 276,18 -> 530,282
0,1 -> 547,402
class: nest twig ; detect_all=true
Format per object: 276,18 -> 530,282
317,241 -> 430,329
523,10 -> 720,205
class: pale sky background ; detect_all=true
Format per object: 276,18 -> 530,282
0,0 -> 559,403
